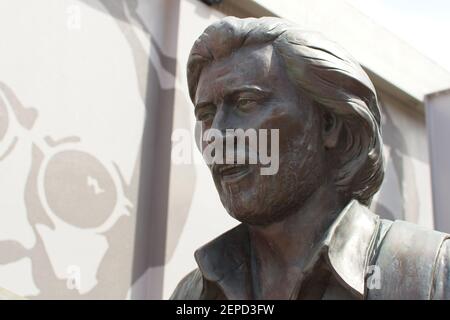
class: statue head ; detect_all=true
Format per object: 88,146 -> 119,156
187,17 -> 384,226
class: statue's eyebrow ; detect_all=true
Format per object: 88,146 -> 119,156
194,100 -> 215,118
195,100 -> 214,110
194,85 -> 271,114
224,85 -> 271,98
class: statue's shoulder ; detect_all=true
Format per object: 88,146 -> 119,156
170,268 -> 203,300
368,218 -> 450,299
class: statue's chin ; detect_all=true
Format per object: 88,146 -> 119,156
224,202 -> 289,226
230,211 -> 288,226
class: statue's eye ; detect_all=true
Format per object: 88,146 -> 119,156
197,109 -> 215,122
236,98 -> 256,111
195,103 -> 216,122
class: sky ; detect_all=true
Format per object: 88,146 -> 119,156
346,0 -> 450,73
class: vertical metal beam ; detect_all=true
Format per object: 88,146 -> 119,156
425,88 -> 450,233
130,0 -> 180,299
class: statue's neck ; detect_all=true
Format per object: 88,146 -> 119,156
247,184 -> 345,299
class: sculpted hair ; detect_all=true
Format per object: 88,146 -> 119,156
187,16 -> 384,205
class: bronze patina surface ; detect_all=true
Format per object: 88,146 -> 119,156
171,17 -> 450,300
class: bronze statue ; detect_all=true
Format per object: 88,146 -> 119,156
171,17 -> 450,300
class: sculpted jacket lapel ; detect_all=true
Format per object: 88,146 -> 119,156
195,224 -> 253,299
323,200 -> 381,299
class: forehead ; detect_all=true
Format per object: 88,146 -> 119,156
195,44 -> 286,104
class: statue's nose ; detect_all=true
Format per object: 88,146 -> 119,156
210,105 -> 228,132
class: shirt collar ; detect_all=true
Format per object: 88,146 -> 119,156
194,200 -> 380,299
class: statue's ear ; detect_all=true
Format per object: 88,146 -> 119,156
321,110 -> 343,149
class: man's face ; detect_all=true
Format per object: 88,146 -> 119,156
194,44 -> 326,225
